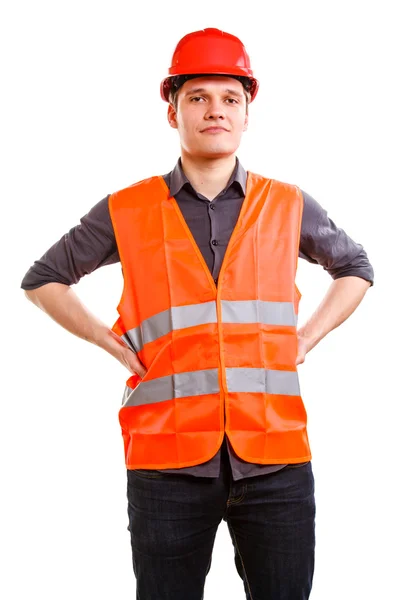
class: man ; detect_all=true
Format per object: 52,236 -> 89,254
21,28 -> 373,600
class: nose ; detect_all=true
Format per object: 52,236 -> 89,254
204,99 -> 226,120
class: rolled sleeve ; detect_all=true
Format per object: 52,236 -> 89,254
20,195 -> 120,290
299,190 -> 374,286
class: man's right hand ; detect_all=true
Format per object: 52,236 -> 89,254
102,329 -> 147,379
116,344 -> 148,379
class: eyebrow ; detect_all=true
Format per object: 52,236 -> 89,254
184,87 -> 244,98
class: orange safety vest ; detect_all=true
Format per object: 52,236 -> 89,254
109,172 -> 311,469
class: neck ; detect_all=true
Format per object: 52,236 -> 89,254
180,152 -> 237,201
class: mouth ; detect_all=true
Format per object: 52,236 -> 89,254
200,127 -> 229,133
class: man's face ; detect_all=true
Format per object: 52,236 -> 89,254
167,76 -> 249,159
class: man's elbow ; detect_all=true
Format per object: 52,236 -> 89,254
24,288 -> 36,300
23,283 -> 68,306
23,288 -> 42,307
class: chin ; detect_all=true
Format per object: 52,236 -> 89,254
195,144 -> 238,158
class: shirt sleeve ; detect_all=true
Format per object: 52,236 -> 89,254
299,189 -> 374,286
20,195 -> 120,290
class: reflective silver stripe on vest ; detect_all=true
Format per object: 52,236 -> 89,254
121,333 -> 136,352
122,368 -> 220,408
221,300 -> 297,327
122,300 -> 296,352
121,366 -> 300,408
226,367 -> 300,396
124,301 -> 218,352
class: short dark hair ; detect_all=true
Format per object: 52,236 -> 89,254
169,74 -> 251,111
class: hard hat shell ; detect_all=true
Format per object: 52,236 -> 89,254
160,28 -> 259,103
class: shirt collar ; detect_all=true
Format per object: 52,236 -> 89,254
168,156 -> 247,199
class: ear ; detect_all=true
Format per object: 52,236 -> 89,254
167,104 -> 178,129
243,113 -> 249,132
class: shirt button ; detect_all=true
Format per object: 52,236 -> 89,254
214,278 -> 218,284
211,240 -> 218,246
209,204 -> 215,210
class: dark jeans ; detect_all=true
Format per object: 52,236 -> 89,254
126,443 -> 316,600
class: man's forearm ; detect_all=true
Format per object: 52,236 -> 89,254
24,283 -> 121,353
297,276 -> 372,354
24,283 -> 147,377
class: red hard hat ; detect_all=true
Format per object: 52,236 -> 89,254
160,28 -> 259,103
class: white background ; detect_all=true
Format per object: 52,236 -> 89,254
2,0 -> 399,598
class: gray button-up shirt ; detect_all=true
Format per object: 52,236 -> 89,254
20,157 -> 374,480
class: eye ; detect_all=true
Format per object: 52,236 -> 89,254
190,96 -> 205,102
226,98 -> 239,104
